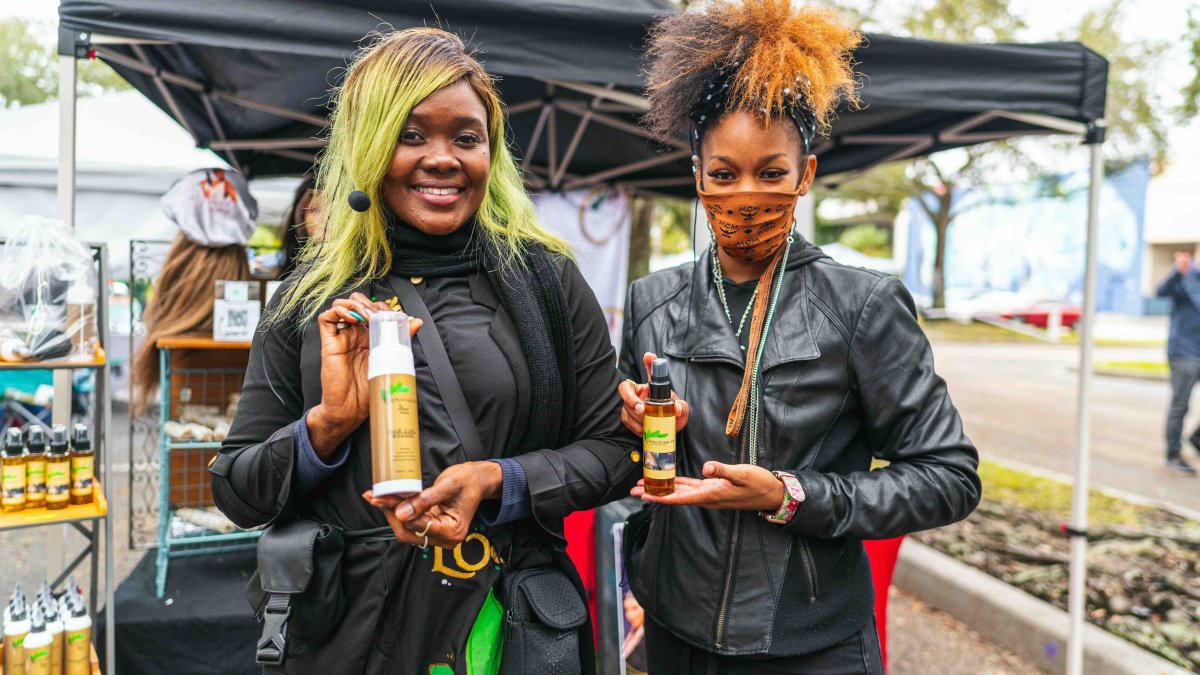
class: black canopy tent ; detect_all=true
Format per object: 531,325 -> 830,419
56,2 -> 1108,674
57,0 -> 1107,195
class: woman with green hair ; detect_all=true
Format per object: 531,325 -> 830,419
212,27 -> 637,674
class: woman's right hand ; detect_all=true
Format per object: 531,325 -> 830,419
306,292 -> 421,458
617,352 -> 689,437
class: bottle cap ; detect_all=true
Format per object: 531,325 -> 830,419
3,427 -> 23,456
30,602 -> 45,633
367,311 -> 415,380
649,358 -> 672,401
49,426 -> 68,455
9,585 -> 27,621
26,426 -> 46,453
71,425 -> 91,452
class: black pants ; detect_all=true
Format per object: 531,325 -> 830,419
1167,356 -> 1200,459
644,616 -> 884,675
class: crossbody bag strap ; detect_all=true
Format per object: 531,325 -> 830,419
389,277 -> 487,461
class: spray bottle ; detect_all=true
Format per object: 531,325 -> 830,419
2,428 -> 27,513
24,426 -> 47,509
45,427 -> 70,511
68,425 -> 93,506
62,597 -> 90,675
4,585 -> 30,675
368,312 -> 422,497
642,358 -> 677,496
22,603 -> 51,675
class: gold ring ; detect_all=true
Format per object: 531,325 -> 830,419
415,518 -> 433,537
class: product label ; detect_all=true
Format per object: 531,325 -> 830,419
642,414 -> 676,480
4,634 -> 27,675
71,456 -> 94,497
26,457 -> 46,499
66,629 -> 89,671
46,458 -> 70,502
370,373 -> 422,484
25,643 -> 51,675
2,462 -> 26,506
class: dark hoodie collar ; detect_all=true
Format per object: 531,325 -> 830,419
665,232 -> 827,370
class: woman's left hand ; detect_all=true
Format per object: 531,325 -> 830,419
363,461 -> 503,548
631,461 -> 786,512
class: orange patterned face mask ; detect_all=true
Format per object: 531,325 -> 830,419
696,172 -> 803,264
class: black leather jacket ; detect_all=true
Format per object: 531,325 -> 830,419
619,236 -> 980,657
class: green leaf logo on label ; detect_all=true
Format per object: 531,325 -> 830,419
48,471 -> 66,479
68,634 -> 86,645
644,430 -> 669,440
12,636 -> 24,648
29,648 -> 49,662
381,381 -> 412,403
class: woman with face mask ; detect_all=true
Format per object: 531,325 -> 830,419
212,28 -> 636,674
617,2 -> 982,672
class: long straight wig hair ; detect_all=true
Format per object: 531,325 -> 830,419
273,27 -> 570,323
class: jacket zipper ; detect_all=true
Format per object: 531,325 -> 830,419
713,427 -> 749,649
799,539 -> 818,602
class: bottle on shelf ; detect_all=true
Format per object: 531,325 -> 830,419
3,585 -> 30,675
22,602 -> 51,675
62,597 -> 90,675
2,427 -> 27,513
68,426 -> 93,506
38,583 -> 63,675
25,426 -> 47,509
45,427 -> 70,511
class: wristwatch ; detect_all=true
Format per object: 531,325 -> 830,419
761,471 -> 804,525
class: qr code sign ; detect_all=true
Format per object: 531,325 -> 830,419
214,300 -> 260,341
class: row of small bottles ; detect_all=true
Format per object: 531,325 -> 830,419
3,581 -> 91,675
0,425 -> 93,513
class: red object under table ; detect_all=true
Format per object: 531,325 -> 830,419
563,510 -> 905,668
864,536 -> 906,670
564,509 -> 598,640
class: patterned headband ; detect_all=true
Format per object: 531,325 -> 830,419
688,63 -> 818,155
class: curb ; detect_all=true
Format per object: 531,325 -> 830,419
893,540 -> 1188,675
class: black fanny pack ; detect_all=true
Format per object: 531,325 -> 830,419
500,564 -> 590,675
246,520 -> 390,672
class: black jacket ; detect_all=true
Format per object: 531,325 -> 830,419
211,259 -> 639,673
620,237 -> 981,657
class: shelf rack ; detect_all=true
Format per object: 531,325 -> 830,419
0,242 -> 115,675
154,335 -> 259,598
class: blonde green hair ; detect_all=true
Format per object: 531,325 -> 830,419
275,27 -> 570,322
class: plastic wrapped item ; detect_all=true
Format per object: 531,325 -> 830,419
0,216 -> 99,363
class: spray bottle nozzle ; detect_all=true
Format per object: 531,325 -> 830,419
71,425 -> 90,452
50,425 -> 68,454
648,358 -> 673,402
26,425 -> 46,451
3,427 -> 23,454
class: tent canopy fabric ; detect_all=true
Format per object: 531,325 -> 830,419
59,0 -> 1108,195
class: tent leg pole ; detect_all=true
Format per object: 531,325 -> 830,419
1066,132 -> 1103,675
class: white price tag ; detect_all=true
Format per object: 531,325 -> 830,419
224,281 -> 251,302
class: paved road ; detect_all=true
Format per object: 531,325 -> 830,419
930,340 -> 1200,513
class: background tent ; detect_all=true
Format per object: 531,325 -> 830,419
55,3 -> 1110,674
58,1 -> 1106,196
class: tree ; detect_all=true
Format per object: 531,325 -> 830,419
1183,7 -> 1200,120
0,17 -> 129,109
865,0 -> 1026,309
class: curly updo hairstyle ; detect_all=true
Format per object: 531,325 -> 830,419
643,0 -> 862,145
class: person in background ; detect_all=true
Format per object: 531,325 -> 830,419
278,174 -> 317,278
1156,243 -> 1200,475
